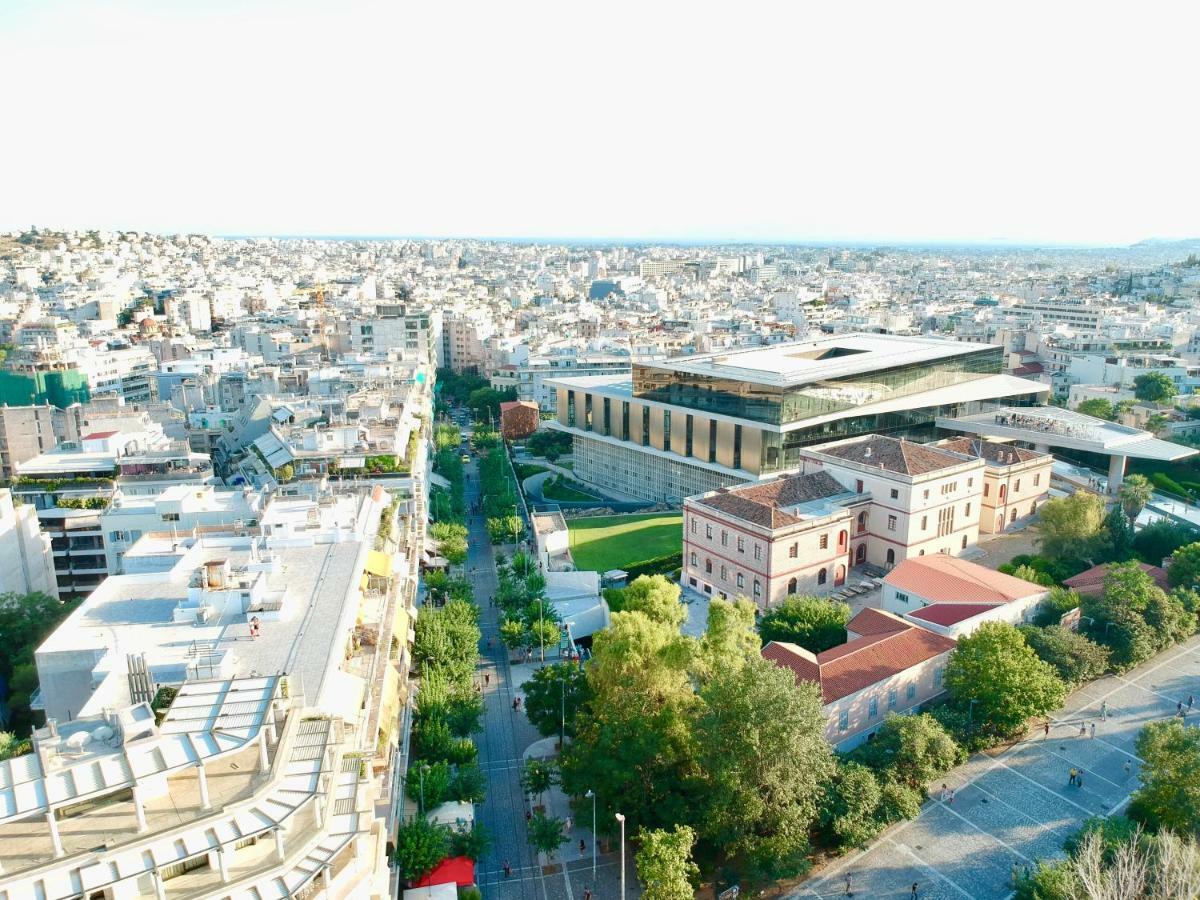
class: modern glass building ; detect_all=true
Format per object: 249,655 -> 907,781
547,335 -> 1047,502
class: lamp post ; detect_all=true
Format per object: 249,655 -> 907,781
585,789 -> 597,884
560,621 -> 576,748
615,812 -> 626,900
418,763 -> 431,816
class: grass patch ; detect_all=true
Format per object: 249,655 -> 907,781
514,463 -> 549,482
568,513 -> 683,572
542,476 -> 598,501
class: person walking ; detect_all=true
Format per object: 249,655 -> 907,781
948,788 -> 955,805
1179,701 -> 1184,715
584,890 -> 592,900
940,783 -> 948,802
1077,769 -> 1085,789
1190,694 -> 1195,710
1124,760 -> 1133,777
1068,766 -> 1078,786
564,815 -> 573,832
579,838 -> 586,857
1100,700 -> 1108,720
1079,722 -> 1087,737
911,882 -> 919,899
1044,721 -> 1051,738
503,860 -> 512,878
1090,722 -> 1096,739
484,672 -> 491,687
844,873 -> 854,897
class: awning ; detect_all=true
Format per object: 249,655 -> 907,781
413,856 -> 476,888
366,550 -> 393,577
359,573 -> 369,592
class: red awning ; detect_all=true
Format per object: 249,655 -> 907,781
414,856 -> 476,888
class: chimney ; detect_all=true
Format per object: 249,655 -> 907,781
864,446 -> 872,459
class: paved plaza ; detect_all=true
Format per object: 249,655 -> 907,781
794,634 -> 1200,900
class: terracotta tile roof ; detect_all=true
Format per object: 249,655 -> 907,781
763,608 -> 956,704
815,435 -> 970,476
1064,561 -> 1169,594
884,555 -> 1045,604
907,602 -> 1001,627
696,471 -> 850,529
936,437 -> 1044,466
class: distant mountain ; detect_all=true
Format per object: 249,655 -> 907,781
1130,237 -> 1200,249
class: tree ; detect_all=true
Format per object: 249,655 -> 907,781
466,387 -> 516,423
1135,520 -> 1198,568
620,575 -> 686,629
1037,492 -> 1107,564
695,656 -> 833,875
449,822 -> 491,860
486,514 -> 524,544
1105,560 -> 1165,612
849,713 -> 964,788
394,817 -> 449,883
1018,625 -> 1111,686
695,597 -> 760,679
1007,563 -> 1055,587
520,759 -> 558,809
1076,398 -> 1115,420
758,596 -> 851,653
1134,372 -> 1177,404
521,661 -> 591,738
1130,720 -> 1200,834
0,731 -> 32,760
944,622 -> 1067,737
1119,474 -> 1155,520
1081,590 -> 1159,671
1103,506 -> 1136,563
820,762 -> 883,850
1169,542 -> 1200,589
1032,586 -> 1084,627
448,764 -> 488,803
406,760 -> 452,809
1145,413 -> 1170,435
636,825 -> 700,900
527,810 -> 569,862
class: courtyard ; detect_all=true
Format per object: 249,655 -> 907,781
566,512 -> 682,572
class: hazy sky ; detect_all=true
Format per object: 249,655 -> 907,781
3,0 -> 1197,245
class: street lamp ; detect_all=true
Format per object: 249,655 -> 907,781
418,763 -> 431,816
615,812 -> 626,900
585,789 -> 597,884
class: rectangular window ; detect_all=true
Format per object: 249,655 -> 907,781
921,515 -> 928,530
642,406 -> 650,446
602,397 -> 611,436
706,524 -> 713,539
887,515 -> 897,531
721,530 -> 728,547
856,479 -> 864,493
923,489 -> 930,500
1015,479 -> 1021,492
753,579 -> 762,597
163,513 -> 180,522
621,401 -> 630,440
705,558 -> 712,574
721,565 -> 727,580
890,488 -> 899,499
888,688 -> 897,710
754,544 -> 762,561
1034,473 -> 1041,486
690,552 -> 697,566
733,424 -> 742,469
934,667 -> 944,687
965,503 -> 972,517
838,710 -> 849,732
737,536 -> 745,553
968,477 -> 974,487
906,682 -> 917,700
663,409 -> 671,453
685,415 -> 694,457
567,390 -> 576,427
691,517 -> 697,534
736,573 -> 745,588
869,696 -> 878,718
819,534 -> 829,549
983,483 -> 990,497
789,543 -> 798,558
709,420 -> 718,463
896,592 -> 909,603
584,394 -> 593,431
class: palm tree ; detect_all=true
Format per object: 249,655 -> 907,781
1119,473 -> 1154,519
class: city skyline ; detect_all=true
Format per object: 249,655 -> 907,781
3,0 -> 1199,244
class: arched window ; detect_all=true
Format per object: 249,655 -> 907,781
838,530 -> 848,550
835,564 -> 846,586
886,548 -> 895,565
855,544 -> 866,563
787,577 -> 798,595
999,484 -> 1007,502
1010,508 -> 1018,523
817,568 -> 827,585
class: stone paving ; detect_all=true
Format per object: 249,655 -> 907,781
463,458 -> 637,900
794,635 -> 1200,900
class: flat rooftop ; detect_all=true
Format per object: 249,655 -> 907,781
639,333 -> 998,388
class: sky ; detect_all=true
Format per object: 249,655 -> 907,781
2,0 -> 1198,246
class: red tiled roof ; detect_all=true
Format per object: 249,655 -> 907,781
885,555 -> 1045,604
907,603 -> 1001,627
815,435 -> 972,476
1064,561 -> 1169,594
763,608 -> 956,704
696,471 -> 850,529
499,400 -> 538,412
936,437 -> 1045,466
82,430 -> 119,440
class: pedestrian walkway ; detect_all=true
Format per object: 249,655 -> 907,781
795,635 -> 1200,900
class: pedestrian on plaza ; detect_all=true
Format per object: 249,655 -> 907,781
948,788 -> 955,805
579,838 -> 586,857
940,783 -> 948,801
844,873 -> 853,897
1079,722 -> 1087,737
484,672 -> 491,686
584,890 -> 592,900
1190,695 -> 1195,710
503,860 -> 512,878
1077,770 -> 1085,789
564,816 -> 573,832
1044,721 -> 1051,738
1068,767 -> 1078,786
1090,722 -> 1096,739
1124,760 -> 1133,777
1179,701 -> 1185,715
513,698 -> 519,712
911,882 -> 919,899
1100,700 -> 1108,720
526,810 -> 532,824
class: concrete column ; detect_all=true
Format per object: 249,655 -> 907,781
274,828 -> 286,861
152,871 -> 167,900
267,706 -> 278,744
259,730 -> 270,773
196,763 -> 211,810
47,810 -> 64,857
133,785 -> 148,833
1108,454 -> 1127,495
314,794 -> 325,826
217,846 -> 230,883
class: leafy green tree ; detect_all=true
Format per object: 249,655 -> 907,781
449,822 -> 491,860
1119,474 -> 1154,520
1075,398 -> 1115,420
944,622 -> 1067,737
439,536 -> 468,566
1018,625 -> 1111,686
695,656 -> 833,876
635,825 -> 700,900
1007,563 -> 1055,587
522,661 -> 591,738
1081,591 -> 1159,670
849,713 -> 964,788
0,731 -> 32,760
445,695 -> 483,737
1032,586 -> 1084,627
528,619 -> 562,659
406,760 -> 452,809
1143,589 -> 1195,647
876,780 -> 923,824
1135,520 -> 1199,567
820,762 -> 883,850
1037,492 -> 1107,564
394,817 -> 449,883
620,575 -> 686,628
486,514 -> 524,544
466,387 -> 516,422
758,595 -> 851,653
1134,372 -> 1178,403
1104,560 -> 1163,612
1169,541 -> 1200,589
527,810 -> 569,862
695,597 -> 760,679
1103,506 -> 1136,563
520,759 -> 558,809
447,764 -> 488,803
1130,720 -> 1200,833
499,617 -> 529,651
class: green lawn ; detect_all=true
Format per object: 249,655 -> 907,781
542,476 -> 598,501
514,463 -> 549,482
567,513 -> 683,572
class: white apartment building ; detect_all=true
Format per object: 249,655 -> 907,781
0,488 -> 59,598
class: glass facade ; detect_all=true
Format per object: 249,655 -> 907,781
632,346 -> 1005,425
